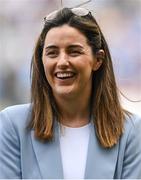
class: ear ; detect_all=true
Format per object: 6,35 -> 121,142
92,49 -> 105,71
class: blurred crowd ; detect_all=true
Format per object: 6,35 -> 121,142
0,0 -> 141,114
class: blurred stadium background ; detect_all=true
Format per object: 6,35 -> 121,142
0,0 -> 141,115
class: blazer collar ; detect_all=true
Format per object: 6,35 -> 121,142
84,123 -> 119,179
31,121 -> 64,179
31,121 -> 119,179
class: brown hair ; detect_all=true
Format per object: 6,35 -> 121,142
29,8 -> 129,148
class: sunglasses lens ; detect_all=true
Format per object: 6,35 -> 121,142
71,8 -> 89,16
44,10 -> 58,22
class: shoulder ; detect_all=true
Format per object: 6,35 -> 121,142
0,103 -> 31,116
120,112 -> 141,150
0,103 -> 32,131
116,113 -> 141,178
0,104 -> 32,178
124,113 -> 141,135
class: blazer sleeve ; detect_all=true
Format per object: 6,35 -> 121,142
0,110 -> 22,179
121,115 -> 141,179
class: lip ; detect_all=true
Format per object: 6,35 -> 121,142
54,71 -> 77,84
54,71 -> 76,79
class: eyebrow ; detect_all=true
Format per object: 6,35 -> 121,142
45,45 -> 58,50
68,45 -> 84,49
45,44 -> 84,50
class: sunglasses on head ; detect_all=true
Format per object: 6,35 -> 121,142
44,7 -> 91,23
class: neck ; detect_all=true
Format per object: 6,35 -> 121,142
54,93 -> 91,127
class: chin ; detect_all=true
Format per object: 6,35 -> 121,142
54,87 -> 77,98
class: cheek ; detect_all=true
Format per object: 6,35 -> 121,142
78,59 -> 94,72
43,60 -> 54,81
42,60 -> 48,76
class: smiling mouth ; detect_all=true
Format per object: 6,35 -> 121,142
55,72 -> 76,80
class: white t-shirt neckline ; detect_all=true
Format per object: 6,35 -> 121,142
59,122 -> 91,179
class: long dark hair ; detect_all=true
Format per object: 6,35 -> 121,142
29,8 -> 129,148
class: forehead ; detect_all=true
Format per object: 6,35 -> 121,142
44,24 -> 88,46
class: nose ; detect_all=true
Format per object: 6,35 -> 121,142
57,52 -> 69,69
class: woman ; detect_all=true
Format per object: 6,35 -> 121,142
0,7 -> 141,179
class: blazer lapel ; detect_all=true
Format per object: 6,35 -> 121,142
84,123 -> 119,179
31,122 -> 64,179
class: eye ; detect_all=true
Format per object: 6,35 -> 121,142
69,50 -> 83,57
45,50 -> 58,58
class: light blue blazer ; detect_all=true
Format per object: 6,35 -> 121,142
0,104 -> 141,179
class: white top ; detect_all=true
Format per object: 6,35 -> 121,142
59,123 -> 91,179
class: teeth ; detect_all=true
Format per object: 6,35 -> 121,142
56,72 -> 74,79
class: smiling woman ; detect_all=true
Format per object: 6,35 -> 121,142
0,7 -> 141,179
42,24 -> 102,101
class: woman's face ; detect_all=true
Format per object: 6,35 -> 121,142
42,24 -> 101,99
